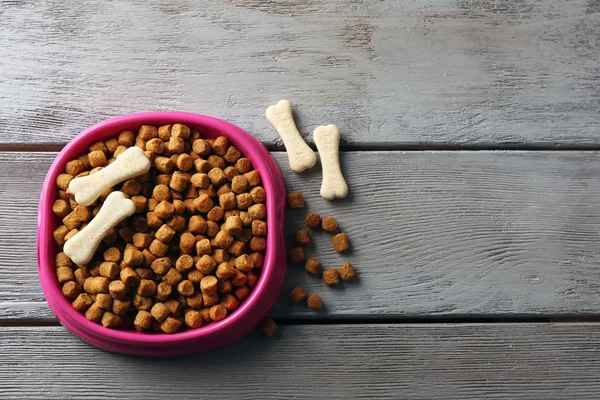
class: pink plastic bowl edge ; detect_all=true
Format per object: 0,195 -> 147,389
37,112 -> 287,356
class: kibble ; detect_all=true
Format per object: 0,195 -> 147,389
54,123 -> 268,332
307,294 -> 323,310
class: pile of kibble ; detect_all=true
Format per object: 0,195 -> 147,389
52,124 -> 267,333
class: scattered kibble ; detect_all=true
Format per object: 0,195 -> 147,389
286,192 -> 304,208
304,258 -> 322,276
288,247 -> 305,264
321,216 -> 338,232
323,269 -> 341,286
331,232 -> 349,253
307,294 -> 323,310
260,317 -> 278,337
289,286 -> 308,303
294,229 -> 311,246
338,262 -> 356,281
305,212 -> 321,229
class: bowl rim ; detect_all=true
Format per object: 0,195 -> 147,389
38,111 -> 286,346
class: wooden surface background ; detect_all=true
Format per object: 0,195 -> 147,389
1,0 -> 599,398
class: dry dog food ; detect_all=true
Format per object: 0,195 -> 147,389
307,294 -> 323,310
53,124 -> 267,333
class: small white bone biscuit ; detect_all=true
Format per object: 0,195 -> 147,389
63,191 -> 135,265
313,124 -> 348,200
68,146 -> 151,206
266,100 -> 316,173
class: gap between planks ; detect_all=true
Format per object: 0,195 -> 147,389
4,316 -> 600,328
6,143 -> 600,153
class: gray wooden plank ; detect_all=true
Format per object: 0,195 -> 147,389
2,151 -> 600,321
1,324 -> 600,399
0,0 -> 598,148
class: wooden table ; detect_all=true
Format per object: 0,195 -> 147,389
1,0 -> 599,398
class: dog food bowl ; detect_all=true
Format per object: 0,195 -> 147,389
38,112 -> 287,356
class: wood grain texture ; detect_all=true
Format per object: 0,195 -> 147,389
0,0 -> 598,148
2,151 -> 600,321
2,324 -> 600,399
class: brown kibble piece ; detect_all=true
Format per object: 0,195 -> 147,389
286,192 -> 304,208
154,156 -> 174,174
155,282 -> 173,302
246,271 -> 258,288
234,158 -> 251,174
56,173 -> 73,190
194,194 -> 213,213
216,262 -> 235,280
250,252 -> 264,268
139,125 -> 158,140
95,293 -> 113,310
288,247 -> 305,264
223,145 -> 241,163
207,206 -> 224,222
134,310 -> 153,331
248,204 -> 266,220
132,233 -> 152,250
294,229 -> 311,246
152,184 -> 171,202
193,158 -> 210,174
163,268 -> 183,286
260,317 -> 277,337
156,224 -> 176,243
121,179 -> 142,196
322,216 -> 338,232
176,153 -> 193,171
223,166 -> 239,182
168,136 -> 185,153
62,212 -> 80,231
235,193 -> 252,210
89,150 -> 108,167
196,254 -> 216,274
208,168 -> 226,186
305,212 -> 321,229
177,280 -> 195,296
231,269 -> 247,287
137,279 -> 157,296
338,262 -> 356,280
151,302 -> 170,322
215,230 -> 234,249
304,258 -> 322,276
179,232 -> 196,254
252,220 -> 267,237
158,125 -> 172,141
219,192 -> 236,210
74,267 -> 90,287
195,238 -> 211,256
133,295 -> 153,311
187,292 -> 204,309
52,199 -> 70,218
175,255 -> 194,272
217,278 -> 232,294
120,267 -> 140,287
202,292 -> 219,307
83,276 -> 110,294
65,159 -> 85,176
72,293 -> 93,312
53,225 -> 70,246
191,173 -> 210,189
249,186 -> 266,204
220,294 -> 240,312
55,252 -> 72,268
184,309 -> 203,328
234,254 -> 254,272
109,280 -> 127,300
200,275 -> 218,295
103,247 -> 122,263
332,233 -> 349,253
231,175 -> 248,194
244,170 -> 261,187
323,269 -> 341,286
149,239 -> 169,257
213,249 -> 229,264
145,138 -> 164,154
150,257 -> 171,275
124,245 -> 143,266
155,201 -> 175,219
171,123 -> 190,139
99,262 -> 119,279
227,241 -> 246,257
289,286 -> 308,303
192,139 -> 212,156
62,281 -> 82,300
118,130 -> 135,146
111,297 -> 131,315
85,304 -> 104,323
212,136 -> 230,156
307,294 -> 323,310
161,316 -> 182,334
209,304 -> 227,321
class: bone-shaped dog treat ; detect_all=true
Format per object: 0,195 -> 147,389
64,191 -> 135,265
266,100 -> 316,173
314,124 -> 348,200
68,146 -> 151,206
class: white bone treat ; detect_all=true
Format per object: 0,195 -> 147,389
266,99 -> 317,173
68,146 -> 151,206
313,124 -> 348,200
63,191 -> 135,265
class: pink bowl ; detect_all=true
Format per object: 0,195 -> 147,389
38,112 -> 287,356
